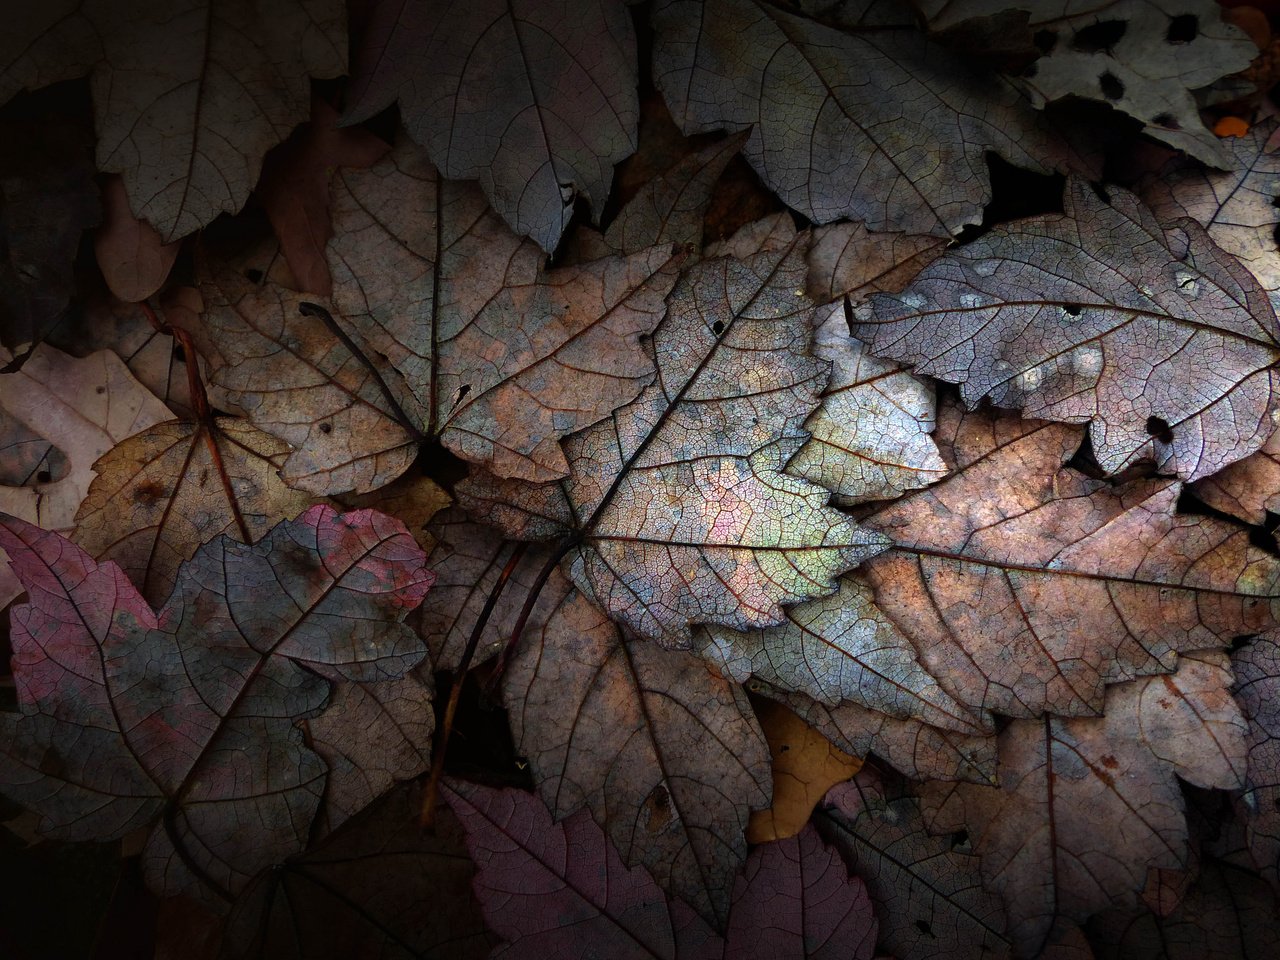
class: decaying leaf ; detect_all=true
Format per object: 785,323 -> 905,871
1011,0 -> 1256,166
861,399 -> 1280,720
1231,632 -> 1280,893
652,0 -> 1076,236
257,94 -> 391,297
0,505 -> 433,903
0,105 -> 99,352
503,568 -> 771,927
223,784 -> 493,960
806,221 -> 951,306
459,238 -> 887,645
94,175 -> 180,303
0,0 -> 347,240
446,779 -> 876,955
346,0 -> 638,252
746,699 -> 861,844
72,417 -> 316,607
0,345 -> 171,607
190,140 -> 681,494
856,177 -> 1280,481
818,771 -> 1011,960
920,651 -> 1248,958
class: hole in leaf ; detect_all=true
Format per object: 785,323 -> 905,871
950,829 -> 970,849
1099,72 -> 1124,101
1166,14 -> 1198,43
779,743 -> 791,753
1063,303 -> 1082,316
1152,113 -> 1180,130
1272,196 -> 1280,209
1033,29 -> 1058,54
712,319 -> 725,335
36,470 -> 51,484
916,920 -> 935,937
173,344 -> 186,363
1072,19 -> 1126,53
1145,415 -> 1173,443
244,268 -> 264,283
319,422 -> 332,435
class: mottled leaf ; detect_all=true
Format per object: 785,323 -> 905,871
72,417 -> 316,607
0,104 -> 99,351
346,0 -> 638,252
223,784 -> 493,960
1231,632 -> 1280,893
861,399 -> 1280,720
653,0 -> 1076,236
459,238 -> 887,644
503,568 -> 771,927
94,175 -> 180,303
855,177 -> 1280,481
746,699 -> 861,844
0,506 -> 433,903
817,771 -> 1010,960
920,652 -> 1248,958
257,94 -> 390,297
1011,0 -> 1256,166
806,222 -> 950,306
190,140 -> 681,494
0,345 -> 171,607
446,780 -> 876,956
0,0 -> 347,240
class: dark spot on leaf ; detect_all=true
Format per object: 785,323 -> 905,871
1152,113 -> 1179,130
712,319 -> 725,335
1101,754 -> 1119,768
950,829 -> 969,849
36,470 -> 51,484
1033,29 -> 1058,54
132,481 -> 168,507
95,386 -> 105,395
319,423 -> 332,435
643,783 -> 673,831
916,919 -> 935,937
779,743 -> 790,753
173,344 -> 186,363
1099,72 -> 1124,101
1146,415 -> 1173,443
244,268 -> 264,283
1063,303 -> 1082,316
1072,20 -> 1127,53
1166,14 -> 1198,44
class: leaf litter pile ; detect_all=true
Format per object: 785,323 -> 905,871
6,1 -> 1280,957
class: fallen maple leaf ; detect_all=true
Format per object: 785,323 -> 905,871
346,0 -> 639,252
652,0 -> 1078,236
445,779 -> 877,956
819,770 -> 1010,960
189,141 -> 682,494
860,399 -> 1280,720
920,651 -> 1248,958
853,177 -> 1280,481
459,237 -> 887,644
0,0 -> 347,240
0,505 -> 433,904
502,566 -> 771,927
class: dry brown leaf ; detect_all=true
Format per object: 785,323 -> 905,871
862,399 -> 1280,720
94,175 -> 179,303
747,699 -> 861,844
257,95 -> 390,296
921,651 -> 1248,959
189,141 -> 681,495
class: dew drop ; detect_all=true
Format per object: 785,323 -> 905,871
903,292 -> 927,309
973,260 -> 998,277
959,293 -> 986,309
1019,365 -> 1042,389
1075,347 -> 1103,376
1174,270 -> 1199,297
